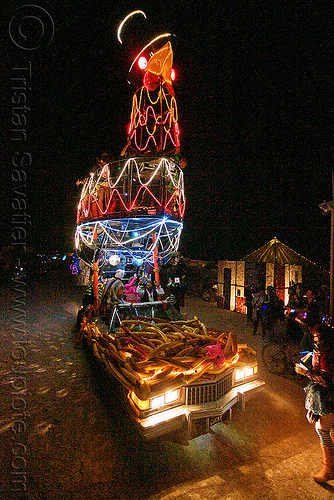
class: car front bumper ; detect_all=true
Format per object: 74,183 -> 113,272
134,378 -> 265,440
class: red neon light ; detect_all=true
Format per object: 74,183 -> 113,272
143,71 -> 160,91
76,159 -> 186,224
131,106 -> 177,128
77,182 -> 185,223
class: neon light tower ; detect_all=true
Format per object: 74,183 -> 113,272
75,14 -> 185,275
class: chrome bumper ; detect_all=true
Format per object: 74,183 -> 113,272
136,378 -> 265,440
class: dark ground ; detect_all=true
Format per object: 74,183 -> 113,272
1,271 -> 334,499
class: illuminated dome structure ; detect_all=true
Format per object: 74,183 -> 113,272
75,14 -> 185,275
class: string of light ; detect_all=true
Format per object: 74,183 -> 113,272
128,86 -> 179,153
77,157 -> 185,223
75,216 -> 183,266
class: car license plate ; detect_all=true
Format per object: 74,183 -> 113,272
209,415 -> 222,426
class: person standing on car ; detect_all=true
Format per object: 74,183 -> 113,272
166,252 -> 187,310
137,278 -> 164,302
124,273 -> 139,303
295,323 -> 334,483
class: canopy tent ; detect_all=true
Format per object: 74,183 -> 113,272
242,237 -> 316,267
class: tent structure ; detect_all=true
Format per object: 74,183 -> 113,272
243,237 -> 315,266
217,238 -> 329,313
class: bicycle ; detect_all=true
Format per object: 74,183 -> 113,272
261,341 -> 305,376
201,284 -> 217,302
262,330 -> 313,376
262,312 -> 314,376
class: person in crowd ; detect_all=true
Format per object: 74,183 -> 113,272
295,323 -> 334,482
77,258 -> 91,292
285,291 -> 304,344
318,284 -> 330,319
124,273 -> 139,303
303,288 -> 321,329
102,269 -> 126,311
287,290 -> 301,310
262,286 -> 285,340
251,287 -> 265,336
166,253 -> 188,311
82,272 -> 105,309
136,277 -> 164,302
245,284 -> 254,325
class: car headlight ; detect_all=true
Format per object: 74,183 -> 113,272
151,389 -> 179,409
235,364 -> 258,382
130,389 -> 181,413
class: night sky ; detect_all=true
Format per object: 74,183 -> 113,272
3,1 -> 332,268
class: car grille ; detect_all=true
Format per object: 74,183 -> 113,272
186,371 -> 233,405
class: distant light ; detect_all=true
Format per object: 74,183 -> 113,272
171,68 -> 176,81
138,56 -> 148,69
244,367 -> 254,377
62,255 -> 67,261
109,254 -> 121,266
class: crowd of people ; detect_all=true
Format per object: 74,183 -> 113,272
249,285 -> 285,339
247,284 -> 322,344
246,282 -> 334,483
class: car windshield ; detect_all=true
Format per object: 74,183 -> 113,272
108,300 -> 183,333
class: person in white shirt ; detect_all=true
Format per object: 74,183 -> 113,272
136,278 -> 164,302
